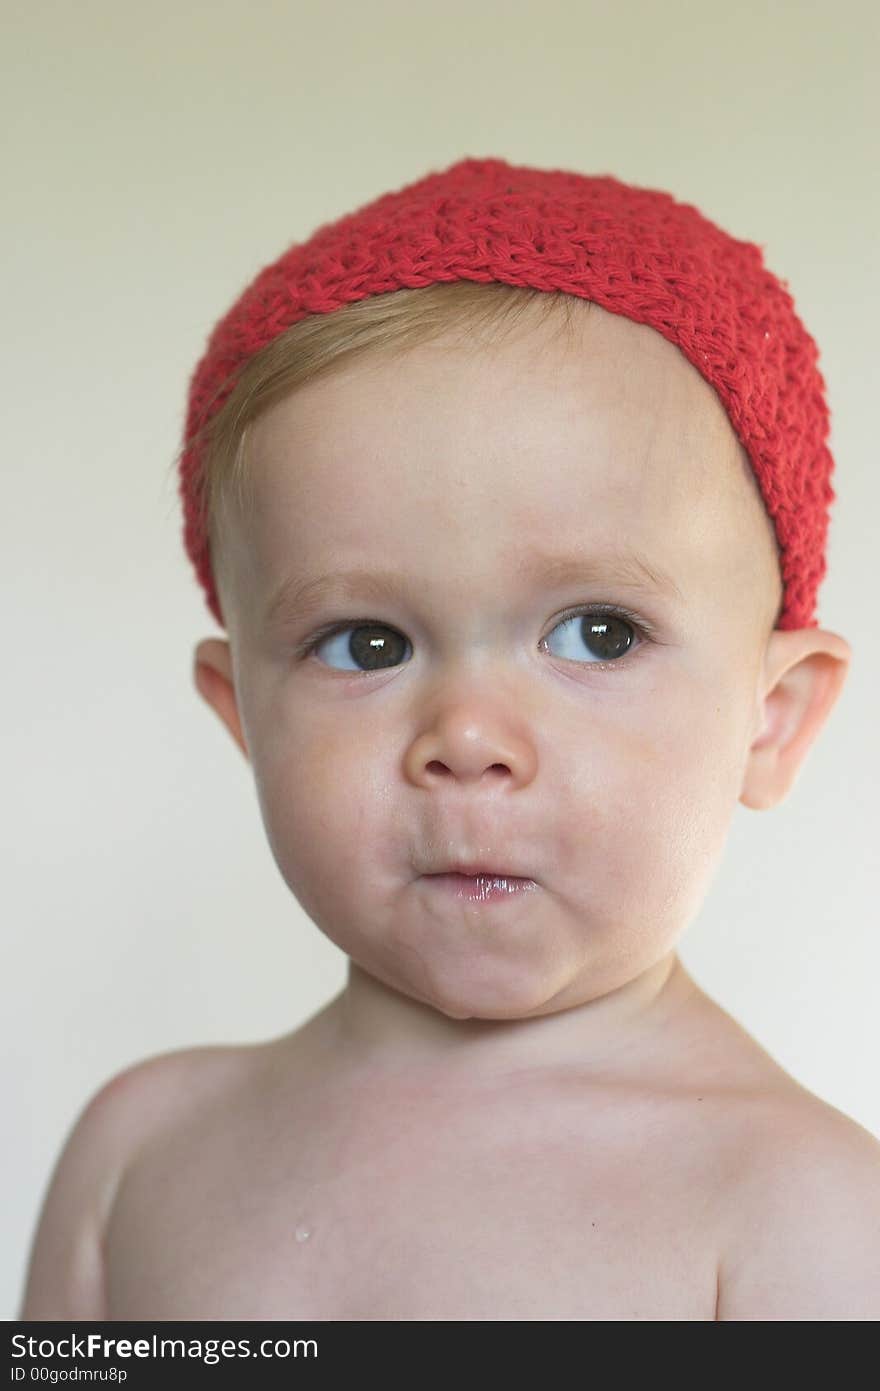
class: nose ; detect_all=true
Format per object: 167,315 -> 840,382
403,706 -> 537,789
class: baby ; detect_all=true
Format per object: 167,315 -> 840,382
20,157 -> 880,1321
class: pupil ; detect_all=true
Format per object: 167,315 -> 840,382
350,625 -> 405,669
583,615 -> 632,660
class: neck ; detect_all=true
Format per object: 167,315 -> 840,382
322,951 -> 698,1083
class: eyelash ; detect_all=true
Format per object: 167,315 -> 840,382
293,603 -> 656,673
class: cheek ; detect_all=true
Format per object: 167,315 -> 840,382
250,720 -> 394,923
544,677 -> 747,932
593,695 -> 748,919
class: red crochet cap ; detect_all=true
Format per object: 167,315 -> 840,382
178,155 -> 835,631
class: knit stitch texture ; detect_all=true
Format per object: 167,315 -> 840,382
178,155 -> 835,631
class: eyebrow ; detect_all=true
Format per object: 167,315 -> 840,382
263,549 -> 682,631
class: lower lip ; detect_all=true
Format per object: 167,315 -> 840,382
423,873 -> 539,902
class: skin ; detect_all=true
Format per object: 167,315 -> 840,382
21,299 -> 874,1323
22,304 -> 878,1324
193,299 -> 851,1080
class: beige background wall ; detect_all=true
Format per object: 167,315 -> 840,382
4,0 -> 878,1316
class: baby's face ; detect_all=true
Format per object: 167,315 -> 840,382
211,301 -> 782,1021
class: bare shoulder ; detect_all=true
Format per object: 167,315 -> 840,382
716,1087 -> 880,1320
18,1042 -> 259,1320
658,982 -> 880,1319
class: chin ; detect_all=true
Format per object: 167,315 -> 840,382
420,964 -> 566,1022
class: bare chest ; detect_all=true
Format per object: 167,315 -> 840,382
103,1077 -> 720,1320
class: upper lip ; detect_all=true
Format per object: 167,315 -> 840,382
425,861 -> 533,879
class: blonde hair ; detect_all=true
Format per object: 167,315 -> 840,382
184,280 -> 586,584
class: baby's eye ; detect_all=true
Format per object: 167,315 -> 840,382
301,607 -> 643,673
542,609 -> 640,664
308,623 -> 411,672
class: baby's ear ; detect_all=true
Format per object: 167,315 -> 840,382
740,628 -> 851,810
193,638 -> 250,761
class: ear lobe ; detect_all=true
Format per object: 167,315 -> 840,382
193,638 -> 250,761
740,629 -> 851,810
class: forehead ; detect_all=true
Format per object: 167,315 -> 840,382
227,302 -> 765,607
